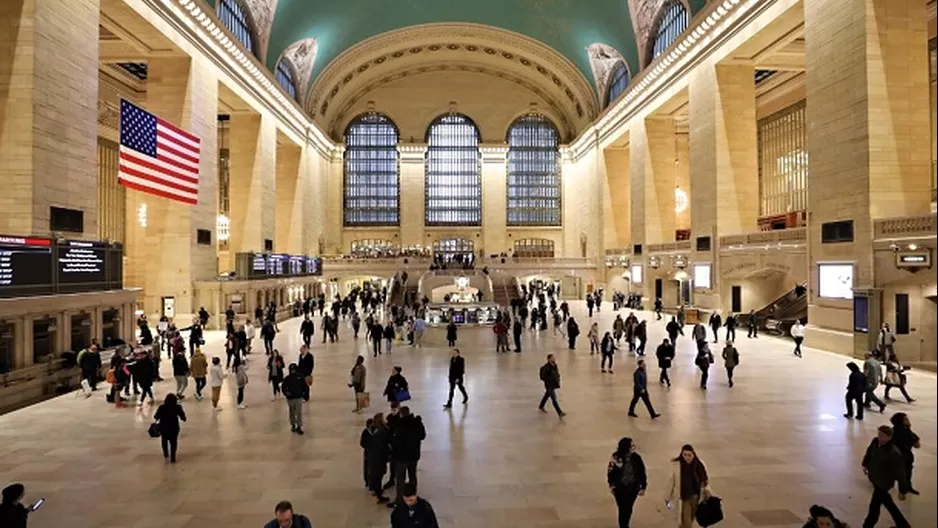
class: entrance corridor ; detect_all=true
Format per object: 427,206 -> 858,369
0,302 -> 934,527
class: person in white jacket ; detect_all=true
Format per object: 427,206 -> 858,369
664,444 -> 711,528
209,356 -> 227,411
790,320 -> 805,357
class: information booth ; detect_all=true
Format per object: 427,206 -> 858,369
425,303 -> 501,326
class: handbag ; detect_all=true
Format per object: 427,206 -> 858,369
147,422 -> 161,438
695,495 -> 724,527
394,389 -> 411,402
358,392 -> 371,409
305,375 -> 313,387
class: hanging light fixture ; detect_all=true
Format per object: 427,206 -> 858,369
216,215 -> 231,241
675,186 -> 689,213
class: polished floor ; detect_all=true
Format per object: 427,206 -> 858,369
0,302 -> 935,528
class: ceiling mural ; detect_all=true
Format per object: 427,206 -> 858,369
586,43 -> 629,104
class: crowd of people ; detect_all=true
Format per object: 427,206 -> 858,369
2,279 -> 927,528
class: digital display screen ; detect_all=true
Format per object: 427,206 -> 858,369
289,256 -> 305,276
266,254 -> 286,275
630,264 -> 643,284
306,257 -> 322,276
251,254 -> 266,275
818,263 -> 854,300
57,240 -> 107,284
694,264 -> 712,289
238,253 -> 322,279
0,236 -> 54,297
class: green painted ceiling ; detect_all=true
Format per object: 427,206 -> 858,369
265,0 -> 705,97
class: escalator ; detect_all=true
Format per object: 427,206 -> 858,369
753,283 -> 808,334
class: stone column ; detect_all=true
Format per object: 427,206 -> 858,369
602,147 -> 630,249
804,0 -> 932,355
399,145 -> 427,247
629,117 -> 677,246
0,0 -> 100,238
275,139 -> 304,254
481,145 -> 508,256
124,57 -> 219,322
228,112 -> 276,262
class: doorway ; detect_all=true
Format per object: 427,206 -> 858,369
654,278 -> 663,302
731,286 -> 742,313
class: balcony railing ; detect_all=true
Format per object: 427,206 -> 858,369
873,213 -> 937,240
719,227 -> 807,250
646,241 -> 692,254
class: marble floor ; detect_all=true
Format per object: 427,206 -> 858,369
0,302 -> 935,528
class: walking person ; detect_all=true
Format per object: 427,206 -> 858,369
281,364 -> 306,434
267,350 -> 285,401
444,348 -> 468,408
390,483 -> 440,527
600,331 -> 616,373
383,366 -> 410,404
889,412 -> 921,495
635,320 -> 648,356
588,322 -> 600,354
746,309 -> 758,338
566,317 -> 580,350
445,320 -> 458,348
654,298 -> 663,320
189,347 -> 208,401
367,413 -> 392,503
666,316 -> 682,346
692,322 -> 707,350
493,318 -> 509,353
627,360 -> 660,418
261,320 -> 276,355
262,501 -> 313,528
384,322 -> 395,354
791,319 -> 805,357
298,345 -> 314,403
664,444 -> 711,528
860,425 -> 911,528
612,314 -> 625,343
883,349 -> 915,403
371,321 -> 384,357
537,354 -> 566,417
412,316 -> 426,348
708,311 -> 722,343
152,393 -> 187,463
133,351 -> 156,406
349,355 -> 367,413
172,350 -> 189,399
724,313 -> 737,342
512,317 -> 523,352
878,322 -> 896,357
843,362 -> 867,420
721,341 -> 739,388
863,351 -> 886,413
696,344 -> 713,390
234,355 -> 248,409
606,437 -> 648,528
656,338 -> 675,387
351,311 -> 361,339
209,356 -> 226,411
0,483 -> 32,528
389,407 -> 426,506
300,316 -> 315,348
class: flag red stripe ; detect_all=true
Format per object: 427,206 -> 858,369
155,136 -> 200,165
156,118 -> 200,144
119,151 -> 198,185
119,178 -> 198,205
118,164 -> 199,194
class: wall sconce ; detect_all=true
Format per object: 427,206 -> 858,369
675,186 -> 688,213
216,215 -> 231,241
137,203 -> 148,227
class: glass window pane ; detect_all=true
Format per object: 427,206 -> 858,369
506,114 -> 562,226
606,62 -> 630,107
425,114 -> 482,226
218,0 -> 255,55
344,113 -> 400,226
651,1 -> 689,62
758,100 -> 807,218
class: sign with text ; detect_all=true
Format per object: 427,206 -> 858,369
0,236 -> 54,298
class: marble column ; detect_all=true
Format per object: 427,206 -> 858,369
481,145 -> 509,256
399,145 -> 427,247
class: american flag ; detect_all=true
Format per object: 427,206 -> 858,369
118,99 -> 201,205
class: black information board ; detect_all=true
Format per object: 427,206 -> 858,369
0,236 -> 55,298
57,240 -> 107,287
236,252 -> 323,279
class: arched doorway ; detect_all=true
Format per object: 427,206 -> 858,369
432,238 -> 475,268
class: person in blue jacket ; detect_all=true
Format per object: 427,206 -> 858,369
263,501 -> 313,528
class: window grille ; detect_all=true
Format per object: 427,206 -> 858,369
425,114 -> 482,226
606,62 -> 630,107
513,238 -> 555,258
97,138 -> 125,243
344,113 -> 401,226
275,60 -> 297,100
218,0 -> 255,56
758,100 -> 807,218
432,238 -> 475,256
650,1 -> 689,63
506,113 -> 562,226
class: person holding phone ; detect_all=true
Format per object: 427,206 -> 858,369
0,483 -> 38,528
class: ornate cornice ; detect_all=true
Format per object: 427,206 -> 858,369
98,100 -> 120,130
307,23 -> 598,140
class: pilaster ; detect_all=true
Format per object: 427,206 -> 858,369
275,139 -> 304,254
602,147 -> 631,249
481,145 -> 509,256
399,145 -> 428,247
228,112 -> 277,261
629,117 -> 677,246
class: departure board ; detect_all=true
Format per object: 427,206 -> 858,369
0,236 -> 54,298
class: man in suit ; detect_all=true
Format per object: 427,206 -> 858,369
443,349 -> 468,408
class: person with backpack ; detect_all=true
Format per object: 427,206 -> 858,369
281,363 -> 306,435
537,354 -> 565,417
721,341 -> 739,388
607,437 -> 648,528
153,393 -> 187,463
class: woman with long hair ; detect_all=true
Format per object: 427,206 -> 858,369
606,437 -> 647,527
267,349 -> 285,401
234,355 -> 249,409
153,393 -> 187,463
349,355 -> 367,413
665,444 -> 710,528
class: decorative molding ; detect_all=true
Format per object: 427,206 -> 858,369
586,43 -> 629,102
278,38 -> 317,105
307,23 -> 598,139
398,144 -> 428,162
480,144 -> 509,163
98,100 -> 120,130
241,0 -> 277,61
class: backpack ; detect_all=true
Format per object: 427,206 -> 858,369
618,455 -> 637,488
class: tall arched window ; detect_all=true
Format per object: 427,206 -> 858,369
275,59 -> 297,100
425,114 -> 482,226
650,0 -> 689,63
506,114 -> 561,226
218,0 -> 256,56
344,113 -> 400,226
605,62 -> 630,107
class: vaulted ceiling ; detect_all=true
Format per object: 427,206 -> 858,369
208,0 -> 708,97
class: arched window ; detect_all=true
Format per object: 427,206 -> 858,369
432,238 -> 475,257
344,113 -> 400,226
218,0 -> 256,56
425,114 -> 482,226
275,59 -> 297,100
605,62 -> 630,107
506,114 -> 561,226
650,0 -> 689,63
513,238 -> 555,258
350,239 -> 397,258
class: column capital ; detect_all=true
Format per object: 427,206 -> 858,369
480,144 -> 509,163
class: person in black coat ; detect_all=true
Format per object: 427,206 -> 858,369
79,345 -> 101,391
861,425 -> 910,528
180,322 -> 203,356
537,355 -> 565,417
635,321 -> 648,356
566,317 -> 580,350
371,322 -> 384,357
445,321 -> 458,347
746,309 -> 758,338
389,407 -> 426,503
606,437 -> 648,528
724,313 -> 737,342
890,412 -> 921,495
366,413 -> 392,503
444,349 -> 468,408
512,319 -> 523,352
844,362 -> 867,420
390,483 -> 439,528
627,360 -> 659,419
298,347 -> 314,403
260,321 -> 276,355
666,316 -> 682,345
0,483 -> 30,528
299,317 -> 315,348
653,298 -> 663,320
383,367 -> 409,403
655,338 -> 675,387
153,393 -> 187,463
133,351 -> 155,404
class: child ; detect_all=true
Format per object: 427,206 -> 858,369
209,357 -> 226,411
359,418 -> 375,488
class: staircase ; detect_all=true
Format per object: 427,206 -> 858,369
753,283 -> 808,332
491,274 -> 523,308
